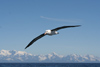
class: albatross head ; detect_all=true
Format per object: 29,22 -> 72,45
44,30 -> 51,35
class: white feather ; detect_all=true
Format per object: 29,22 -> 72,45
45,30 -> 59,35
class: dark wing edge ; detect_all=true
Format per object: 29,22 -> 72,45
25,33 -> 45,49
51,25 -> 81,31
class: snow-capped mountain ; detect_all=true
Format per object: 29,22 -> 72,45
0,50 -> 100,63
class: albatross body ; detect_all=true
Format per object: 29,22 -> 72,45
25,25 -> 81,49
44,30 -> 59,35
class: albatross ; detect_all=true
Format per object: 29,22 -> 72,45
25,25 -> 81,49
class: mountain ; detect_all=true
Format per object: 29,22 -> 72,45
0,50 -> 100,63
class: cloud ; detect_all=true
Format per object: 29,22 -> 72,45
40,16 -> 81,23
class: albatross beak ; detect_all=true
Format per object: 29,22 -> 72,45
44,32 -> 46,35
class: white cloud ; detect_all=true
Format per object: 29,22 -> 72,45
40,16 -> 81,23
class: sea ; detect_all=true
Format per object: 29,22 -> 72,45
0,63 -> 100,67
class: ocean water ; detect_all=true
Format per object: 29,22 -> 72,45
0,63 -> 100,67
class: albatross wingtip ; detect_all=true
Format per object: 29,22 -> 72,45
76,25 -> 81,27
25,47 -> 27,49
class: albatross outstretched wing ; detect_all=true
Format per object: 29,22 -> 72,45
51,25 -> 81,31
25,33 -> 45,49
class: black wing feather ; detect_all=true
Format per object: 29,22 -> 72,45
25,33 -> 45,49
51,25 -> 81,31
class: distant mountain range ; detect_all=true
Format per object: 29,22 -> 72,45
0,50 -> 100,63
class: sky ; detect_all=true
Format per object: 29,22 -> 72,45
0,0 -> 100,56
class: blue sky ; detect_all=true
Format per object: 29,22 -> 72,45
0,0 -> 100,56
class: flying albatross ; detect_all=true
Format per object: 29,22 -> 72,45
25,25 -> 81,49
